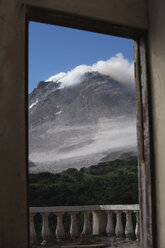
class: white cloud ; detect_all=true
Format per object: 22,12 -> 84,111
29,118 -> 137,173
46,72 -> 66,82
46,53 -> 134,89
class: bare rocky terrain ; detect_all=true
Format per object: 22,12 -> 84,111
29,71 -> 137,173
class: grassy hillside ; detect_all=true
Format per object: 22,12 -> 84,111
29,156 -> 138,207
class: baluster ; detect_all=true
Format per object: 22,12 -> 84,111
69,211 -> 78,239
81,211 -> 92,236
135,211 -> 140,241
92,210 -> 107,235
41,213 -> 50,245
125,211 -> 134,240
106,211 -> 115,238
30,213 -> 36,244
55,212 -> 65,241
115,211 -> 124,241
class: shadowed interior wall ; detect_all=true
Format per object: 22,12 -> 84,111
0,1 -> 27,248
26,0 -> 148,29
148,1 -> 165,247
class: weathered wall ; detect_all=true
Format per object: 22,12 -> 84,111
148,1 -> 165,247
0,1 -> 28,248
26,0 -> 148,30
0,0 -> 151,247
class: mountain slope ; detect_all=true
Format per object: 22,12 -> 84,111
29,71 -> 137,173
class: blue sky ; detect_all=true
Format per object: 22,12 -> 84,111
28,21 -> 134,93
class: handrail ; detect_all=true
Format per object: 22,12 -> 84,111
30,204 -> 139,213
29,204 -> 140,246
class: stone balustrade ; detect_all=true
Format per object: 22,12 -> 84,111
29,205 -> 139,245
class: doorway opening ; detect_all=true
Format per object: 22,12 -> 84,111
27,19 -> 149,248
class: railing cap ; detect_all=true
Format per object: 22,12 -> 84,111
30,204 -> 139,213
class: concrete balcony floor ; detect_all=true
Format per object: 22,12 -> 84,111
109,240 -> 141,247
31,240 -> 140,248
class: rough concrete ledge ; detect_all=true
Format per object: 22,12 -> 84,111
30,205 -> 139,213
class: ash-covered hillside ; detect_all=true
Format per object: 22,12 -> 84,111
29,71 -> 137,173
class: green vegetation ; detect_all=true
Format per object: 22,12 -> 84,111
29,156 -> 138,207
